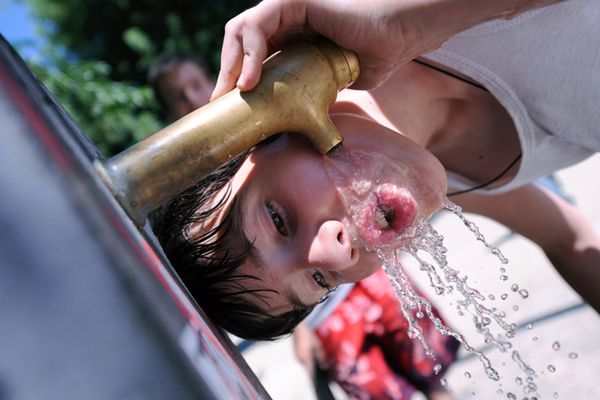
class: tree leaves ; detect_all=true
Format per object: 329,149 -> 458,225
20,0 -> 255,156
30,60 -> 162,157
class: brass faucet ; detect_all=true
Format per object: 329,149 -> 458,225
95,39 -> 359,227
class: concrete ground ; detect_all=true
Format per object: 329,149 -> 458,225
239,154 -> 600,400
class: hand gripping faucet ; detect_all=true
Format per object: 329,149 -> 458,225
95,39 -> 360,227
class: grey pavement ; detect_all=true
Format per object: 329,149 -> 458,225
240,154 -> 600,400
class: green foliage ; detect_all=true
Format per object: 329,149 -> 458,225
21,0 -> 255,155
26,0 -> 255,82
29,60 -> 162,157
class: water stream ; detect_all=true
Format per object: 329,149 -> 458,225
375,204 -> 541,396
324,148 -> 543,397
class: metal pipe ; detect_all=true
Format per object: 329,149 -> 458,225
95,39 -> 359,227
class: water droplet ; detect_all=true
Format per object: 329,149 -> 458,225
323,182 -> 529,390
512,351 -> 536,377
532,336 -> 539,341
485,366 -> 500,381
464,371 -> 472,379
500,274 -> 509,281
507,392 -> 517,400
519,289 -> 529,299
511,284 -> 519,292
497,389 -> 504,395
569,352 -> 578,359
515,377 -> 523,385
554,392 -> 559,398
547,364 -> 556,373
552,341 -> 561,351
527,323 -> 533,329
440,378 -> 447,387
501,293 -> 508,300
513,305 -> 519,311
525,382 -> 537,393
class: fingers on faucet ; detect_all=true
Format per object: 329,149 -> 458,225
212,18 -> 245,100
237,27 -> 270,92
213,3 -> 281,99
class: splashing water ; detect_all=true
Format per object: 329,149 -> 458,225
443,201 -> 509,265
324,147 -> 541,393
375,211 -> 532,382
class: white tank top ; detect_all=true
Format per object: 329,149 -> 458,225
423,0 -> 598,194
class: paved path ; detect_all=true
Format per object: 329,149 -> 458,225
241,154 -> 600,400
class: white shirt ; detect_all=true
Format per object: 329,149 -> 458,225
424,0 -> 598,193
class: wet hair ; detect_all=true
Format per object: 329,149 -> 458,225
147,51 -> 211,117
151,151 -> 314,340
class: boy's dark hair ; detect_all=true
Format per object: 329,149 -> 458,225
147,51 -> 211,115
151,152 -> 314,340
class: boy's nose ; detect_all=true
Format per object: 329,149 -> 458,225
308,220 -> 359,275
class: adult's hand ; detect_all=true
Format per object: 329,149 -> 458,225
212,0 -> 559,99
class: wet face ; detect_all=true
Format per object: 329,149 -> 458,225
206,114 -> 447,314
157,61 -> 215,120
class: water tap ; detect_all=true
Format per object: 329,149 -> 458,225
95,39 -> 360,226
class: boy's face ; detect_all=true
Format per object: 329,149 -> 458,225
203,114 -> 448,314
158,61 -> 215,120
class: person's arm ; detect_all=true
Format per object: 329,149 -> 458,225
292,322 -> 323,381
212,0 -> 560,98
453,183 -> 600,313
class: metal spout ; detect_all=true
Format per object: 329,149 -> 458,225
95,39 -> 359,226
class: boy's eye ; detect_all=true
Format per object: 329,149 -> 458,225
266,202 -> 288,236
311,269 -> 329,290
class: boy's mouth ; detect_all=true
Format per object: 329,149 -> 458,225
356,183 -> 417,248
375,203 -> 394,229
323,147 -> 436,251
